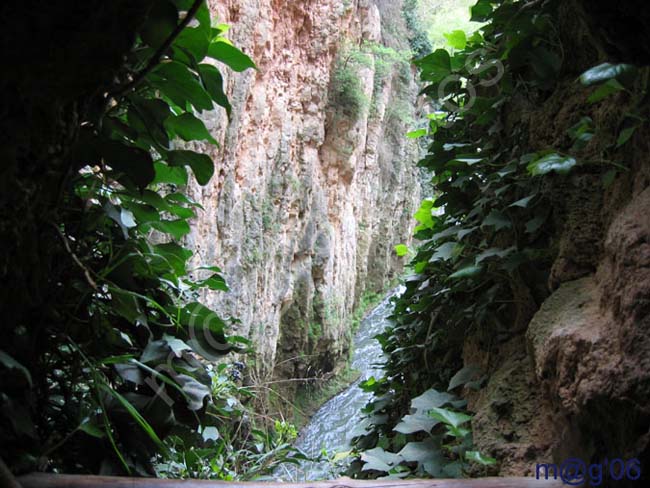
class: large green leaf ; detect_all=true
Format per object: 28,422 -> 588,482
398,439 -> 445,477
101,140 -> 155,189
198,63 -> 232,115
149,61 -> 213,112
140,0 -> 179,49
167,149 -> 214,185
208,41 -> 256,72
411,388 -> 456,411
579,63 -> 637,86
173,29 -> 210,64
127,97 -> 172,150
470,0 -> 493,22
165,113 -> 218,144
150,219 -> 191,239
152,162 -> 188,186
415,49 -> 452,82
429,407 -> 472,428
527,152 -> 576,175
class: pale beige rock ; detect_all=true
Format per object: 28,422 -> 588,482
185,0 -> 421,384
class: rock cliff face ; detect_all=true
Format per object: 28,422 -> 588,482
186,0 -> 421,392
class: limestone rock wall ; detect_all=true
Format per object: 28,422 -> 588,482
185,0 -> 421,385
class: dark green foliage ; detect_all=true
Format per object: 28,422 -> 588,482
351,0 -> 648,479
0,0 -> 303,478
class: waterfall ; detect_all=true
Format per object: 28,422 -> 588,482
275,287 -> 404,481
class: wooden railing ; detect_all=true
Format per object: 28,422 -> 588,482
16,474 -> 566,488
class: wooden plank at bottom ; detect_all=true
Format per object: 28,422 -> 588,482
18,474 -> 566,488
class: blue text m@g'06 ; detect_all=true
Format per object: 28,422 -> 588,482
535,458 -> 641,486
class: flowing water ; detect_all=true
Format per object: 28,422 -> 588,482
275,288 -> 403,481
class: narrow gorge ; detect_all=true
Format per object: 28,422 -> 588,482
185,0 -> 422,408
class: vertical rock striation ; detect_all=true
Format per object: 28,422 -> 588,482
185,0 -> 421,395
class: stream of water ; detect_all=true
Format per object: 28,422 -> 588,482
274,287 -> 403,481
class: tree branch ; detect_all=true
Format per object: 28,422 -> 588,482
51,224 -> 98,291
107,0 -> 204,100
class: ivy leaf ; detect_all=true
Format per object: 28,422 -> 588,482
208,41 -> 256,72
466,450 -> 497,465
527,153 -> 576,175
398,439 -> 445,477
481,210 -> 511,231
448,364 -> 482,390
617,125 -> 639,148
448,265 -> 482,279
579,63 -> 637,87
588,79 -> 625,103
165,113 -> 218,145
602,169 -> 617,188
458,226 -> 477,240
167,150 -> 214,185
394,412 -> 439,434
394,244 -> 409,257
361,447 -> 402,473
525,215 -> 546,234
475,246 -> 514,264
429,407 -> 472,429
411,388 -> 456,411
509,195 -> 535,208
430,242 -> 458,262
